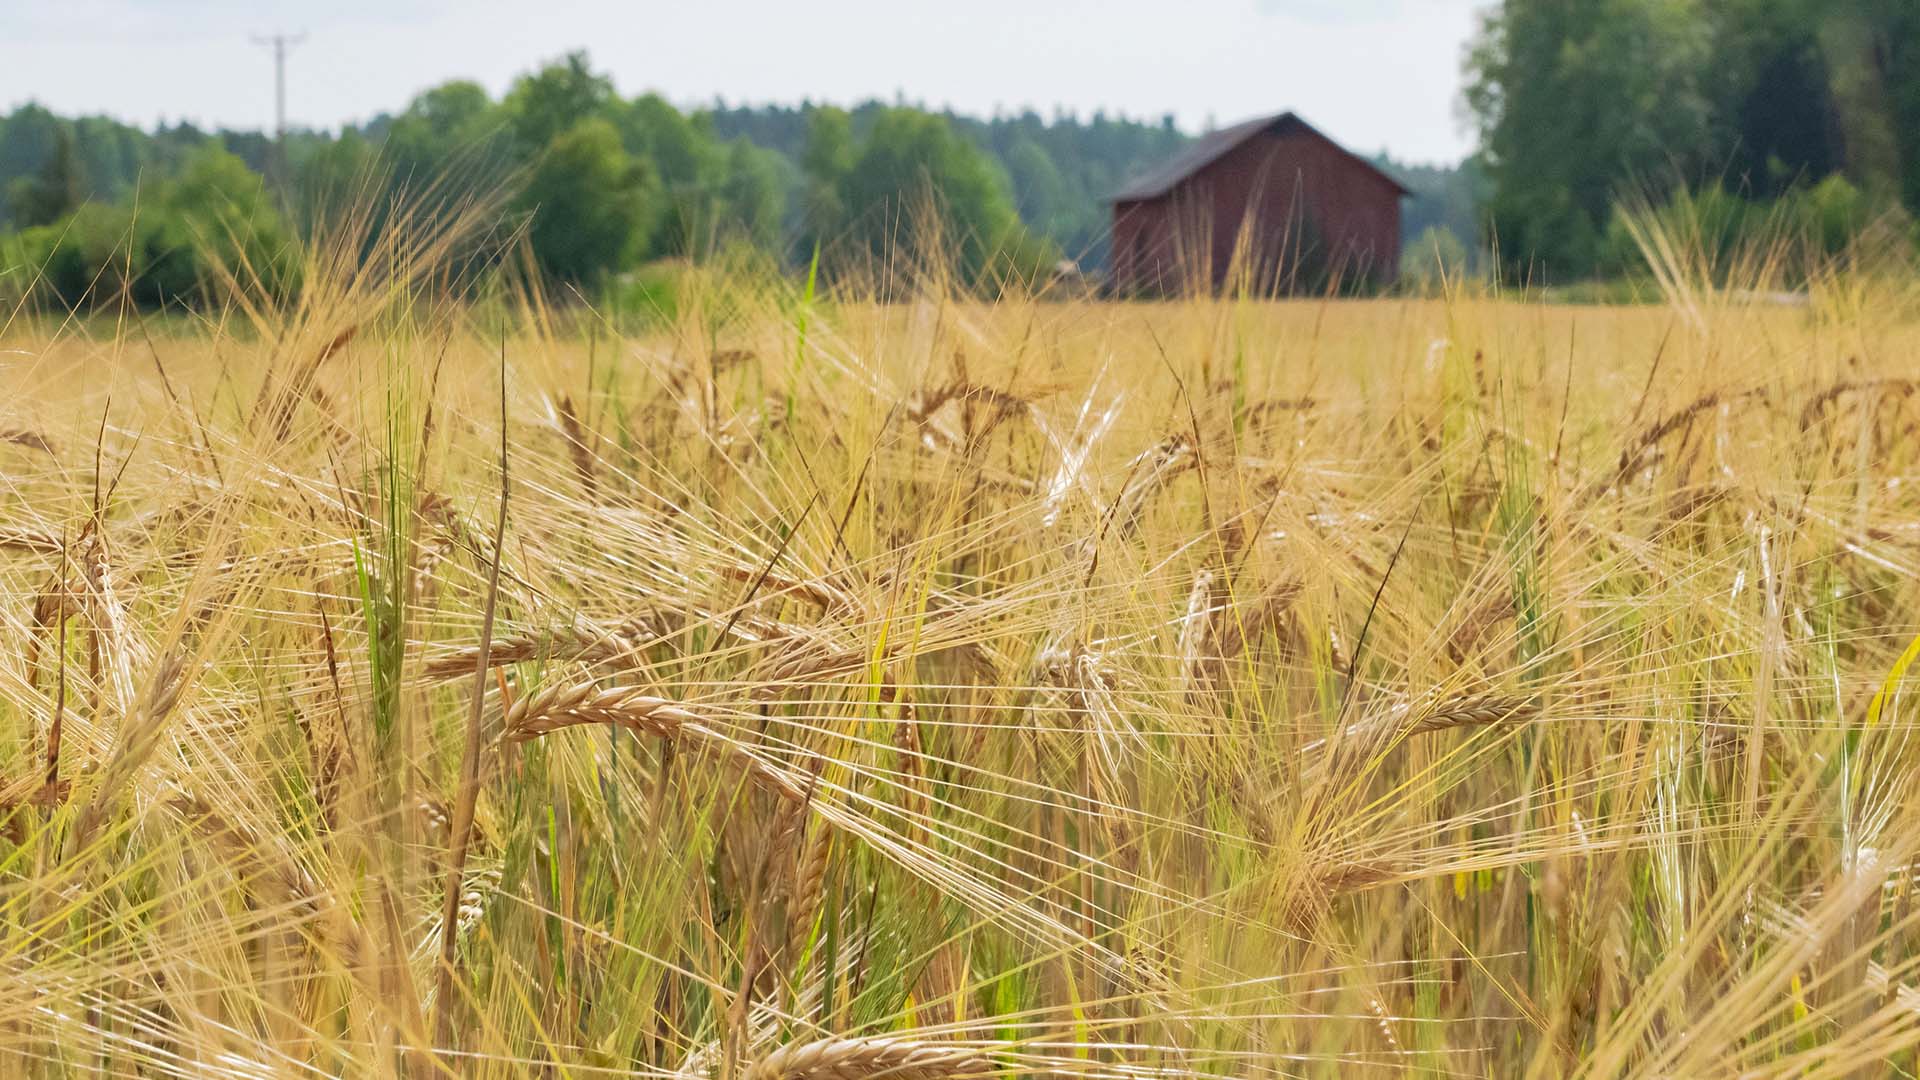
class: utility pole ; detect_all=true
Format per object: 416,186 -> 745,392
250,31 -> 306,183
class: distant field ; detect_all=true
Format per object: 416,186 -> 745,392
5,263 -> 1920,1075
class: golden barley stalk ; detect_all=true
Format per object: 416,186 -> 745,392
1176,569 -> 1216,688
720,563 -> 859,613
420,619 -> 656,681
555,392 -> 599,502
1303,692 -> 1539,759
502,681 -> 810,803
788,820 -> 833,950
0,428 -> 55,454
0,525 -> 64,554
1406,692 -> 1541,735
744,1037 -> 998,1080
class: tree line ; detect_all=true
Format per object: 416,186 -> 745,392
0,54 -> 1213,308
12,0 -> 1911,307
1465,0 -> 1920,279
0,51 -> 1487,308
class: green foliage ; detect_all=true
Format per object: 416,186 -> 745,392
1601,174 -> 1904,284
1,50 -> 1497,300
615,94 -> 789,258
1400,225 -> 1472,290
363,57 -> 790,284
1003,137 -> 1072,239
6,127 -> 86,229
716,139 -> 790,252
812,107 -> 1054,288
1466,0 -> 1717,277
618,94 -> 711,190
516,118 -> 657,286
293,129 -> 378,227
2,144 -> 295,309
1467,0 -> 1920,278
505,52 -> 617,152
0,61 -> 1290,300
1381,153 -> 1491,267
797,107 -> 855,257
602,259 -> 689,328
0,103 -> 329,233
714,102 -> 1191,270
0,105 -> 75,230
383,80 -> 509,189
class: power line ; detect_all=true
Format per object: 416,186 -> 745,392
250,31 -> 306,180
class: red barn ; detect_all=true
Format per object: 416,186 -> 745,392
1109,112 -> 1409,295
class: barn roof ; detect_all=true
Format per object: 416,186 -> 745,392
1109,111 -> 1412,202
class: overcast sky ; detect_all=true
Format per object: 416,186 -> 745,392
5,0 -> 1493,164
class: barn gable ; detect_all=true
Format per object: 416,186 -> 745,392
1108,111 -> 1409,294
1110,112 -> 1410,203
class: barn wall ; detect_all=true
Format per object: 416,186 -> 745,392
1110,201 -> 1152,294
1256,129 -> 1401,287
1111,193 -> 1242,295
1110,198 -> 1186,295
1109,123 -> 1403,295
1186,128 -> 1403,290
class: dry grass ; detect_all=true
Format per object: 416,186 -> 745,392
3,214 -> 1920,1078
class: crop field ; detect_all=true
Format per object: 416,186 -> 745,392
4,234 -> 1920,1077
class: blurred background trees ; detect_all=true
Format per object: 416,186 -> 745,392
4,3 -> 1919,309
1465,0 -> 1919,279
3,142 -> 296,307
0,52 -> 1191,305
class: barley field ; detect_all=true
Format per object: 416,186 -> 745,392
5,231 -> 1920,1077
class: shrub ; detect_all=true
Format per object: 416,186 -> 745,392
0,144 -> 296,310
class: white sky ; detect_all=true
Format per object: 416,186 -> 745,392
4,0 -> 1493,164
